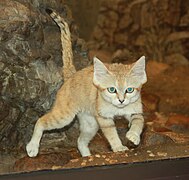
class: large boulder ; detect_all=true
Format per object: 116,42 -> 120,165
0,0 -> 91,151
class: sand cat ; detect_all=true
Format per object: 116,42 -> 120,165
26,9 -> 147,157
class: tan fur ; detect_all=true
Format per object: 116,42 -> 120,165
48,9 -> 76,80
26,10 -> 147,157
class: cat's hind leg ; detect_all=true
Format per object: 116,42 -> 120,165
26,108 -> 76,157
77,113 -> 99,157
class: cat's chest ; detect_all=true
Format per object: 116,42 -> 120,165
98,102 -> 141,119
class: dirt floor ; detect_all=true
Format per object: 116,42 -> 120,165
0,54 -> 189,175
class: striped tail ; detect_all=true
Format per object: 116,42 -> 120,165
46,8 -> 76,81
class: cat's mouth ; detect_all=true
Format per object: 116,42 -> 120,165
115,103 -> 127,108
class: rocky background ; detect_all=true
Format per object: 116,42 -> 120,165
90,0 -> 189,64
0,0 -> 91,151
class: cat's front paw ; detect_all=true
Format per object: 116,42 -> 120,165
26,141 -> 39,157
112,145 -> 128,153
126,131 -> 140,145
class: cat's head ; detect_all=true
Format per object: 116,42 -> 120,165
93,56 -> 147,108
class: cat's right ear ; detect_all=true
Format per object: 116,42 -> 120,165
93,57 -> 110,86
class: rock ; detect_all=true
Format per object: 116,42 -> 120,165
146,61 -> 170,77
92,26 -> 105,41
143,112 -> 189,146
114,33 -> 128,46
142,92 -> 160,112
165,114 -> 189,131
158,131 -> 189,144
140,3 -> 155,29
88,50 -> 112,63
165,53 -> 189,66
111,49 -> 136,63
180,9 -> 189,27
107,10 -> 119,22
135,35 -> 146,46
97,14 -> 108,28
0,0 -> 91,150
118,13 -> 132,30
143,113 -> 173,146
0,153 -> 17,174
142,131 -> 173,147
101,0 -> 120,11
14,152 -> 70,172
153,125 -> 172,133
68,0 -> 101,40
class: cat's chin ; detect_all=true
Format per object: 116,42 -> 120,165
114,103 -> 127,108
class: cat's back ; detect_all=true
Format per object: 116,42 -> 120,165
62,65 -> 96,98
64,65 -> 97,112
70,65 -> 94,85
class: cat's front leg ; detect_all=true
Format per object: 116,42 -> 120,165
126,113 -> 144,145
96,116 -> 128,152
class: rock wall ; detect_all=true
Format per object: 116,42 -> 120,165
92,0 -> 189,63
0,0 -> 90,150
66,0 -> 101,40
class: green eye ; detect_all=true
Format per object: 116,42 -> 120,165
107,87 -> 116,93
126,87 -> 134,93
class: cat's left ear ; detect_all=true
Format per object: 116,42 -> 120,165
93,57 -> 111,86
130,56 -> 147,84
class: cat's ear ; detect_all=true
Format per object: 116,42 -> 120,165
93,57 -> 111,86
130,56 -> 147,84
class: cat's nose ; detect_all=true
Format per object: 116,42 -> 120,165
119,99 -> 124,104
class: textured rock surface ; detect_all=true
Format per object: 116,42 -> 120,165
67,0 -> 101,40
143,112 -> 189,145
91,0 -> 189,63
0,0 -> 91,150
